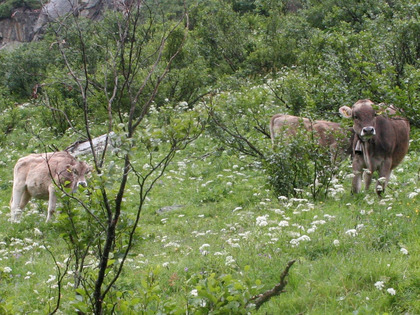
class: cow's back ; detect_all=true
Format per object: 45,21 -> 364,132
270,114 -> 311,138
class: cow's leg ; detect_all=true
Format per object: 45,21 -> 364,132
364,169 -> 373,191
376,159 -> 392,196
10,184 -> 26,222
351,156 -> 365,194
46,185 -> 57,222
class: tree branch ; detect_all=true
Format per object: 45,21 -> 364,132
248,259 -> 296,310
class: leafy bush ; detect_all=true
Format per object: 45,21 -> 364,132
264,128 -> 340,199
0,41 -> 54,99
0,0 -> 41,17
187,266 -> 264,314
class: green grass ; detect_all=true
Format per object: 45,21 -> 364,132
0,129 -> 419,313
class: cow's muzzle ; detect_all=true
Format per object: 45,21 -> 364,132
78,181 -> 88,188
360,126 -> 375,140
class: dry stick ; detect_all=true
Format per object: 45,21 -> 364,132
248,259 -> 297,310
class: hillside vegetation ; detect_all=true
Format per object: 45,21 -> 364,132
0,0 -> 419,313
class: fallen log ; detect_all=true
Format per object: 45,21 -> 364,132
66,132 -> 117,157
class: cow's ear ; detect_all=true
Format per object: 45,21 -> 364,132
339,106 -> 353,118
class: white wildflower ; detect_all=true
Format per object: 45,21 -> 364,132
290,235 -> 311,247
400,248 -> 408,255
199,244 -> 210,251
387,288 -> 396,295
3,267 -> 12,273
298,235 -> 311,242
333,240 -> 340,246
408,192 -> 418,199
290,239 -> 300,247
34,228 -> 43,236
345,229 -> 358,237
164,242 -> 180,248
225,256 -> 236,266
374,281 -> 385,290
46,275 -> 56,284
307,227 -> 316,234
324,214 -> 335,220
256,215 -> 269,227
190,289 -> 198,296
278,220 -> 289,227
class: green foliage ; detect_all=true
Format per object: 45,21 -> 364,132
264,129 -> 339,199
188,266 -> 264,313
190,1 -> 252,74
0,41 -> 54,99
0,0 -> 41,19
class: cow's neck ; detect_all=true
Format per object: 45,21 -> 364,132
355,134 -> 375,171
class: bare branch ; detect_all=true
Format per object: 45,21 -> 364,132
248,259 -> 297,310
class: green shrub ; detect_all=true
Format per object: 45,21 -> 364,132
0,0 -> 41,18
264,128 -> 340,199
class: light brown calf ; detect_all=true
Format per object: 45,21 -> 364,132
10,151 -> 90,222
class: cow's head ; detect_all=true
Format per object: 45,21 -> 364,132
62,161 -> 91,192
74,161 -> 91,188
339,99 -> 376,141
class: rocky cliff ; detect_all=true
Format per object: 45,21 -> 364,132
0,0 -> 115,49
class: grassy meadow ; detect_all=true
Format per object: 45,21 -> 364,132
0,113 -> 419,313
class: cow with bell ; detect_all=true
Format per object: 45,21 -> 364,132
339,99 -> 410,196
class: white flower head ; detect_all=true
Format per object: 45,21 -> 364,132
3,267 -> 12,273
199,244 -> 210,251
46,275 -> 56,284
190,289 -> 198,296
387,288 -> 396,295
408,192 -> 418,199
225,256 -> 236,266
278,220 -> 289,227
333,239 -> 340,246
374,281 -> 385,290
256,215 -> 269,227
345,229 -> 358,237
307,227 -> 316,234
400,248 -> 408,255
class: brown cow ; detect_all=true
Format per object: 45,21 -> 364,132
339,99 -> 410,196
269,114 -> 353,161
10,151 -> 90,222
